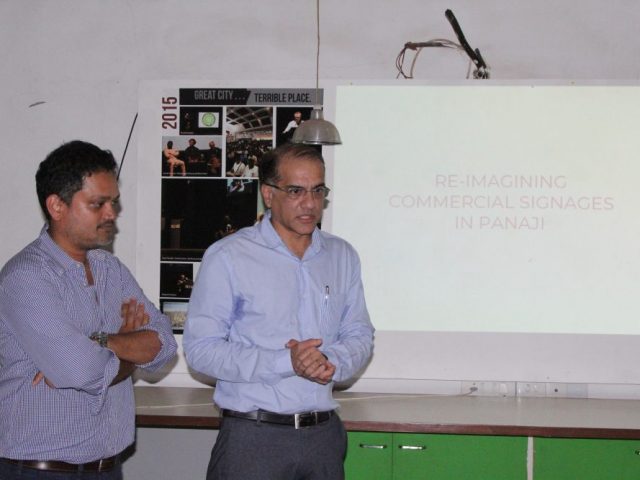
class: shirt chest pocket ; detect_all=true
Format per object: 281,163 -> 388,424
319,293 -> 347,341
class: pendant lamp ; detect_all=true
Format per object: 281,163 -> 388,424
291,0 -> 342,145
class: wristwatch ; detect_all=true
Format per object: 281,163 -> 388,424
89,331 -> 109,348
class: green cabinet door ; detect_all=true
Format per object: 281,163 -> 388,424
535,438 -> 640,480
392,434 -> 527,480
345,432 -> 393,480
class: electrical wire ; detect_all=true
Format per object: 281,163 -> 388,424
117,112 -> 138,180
395,39 -> 487,79
395,9 -> 490,80
316,0 -> 320,94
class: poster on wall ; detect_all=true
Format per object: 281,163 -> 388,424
140,85 -> 322,332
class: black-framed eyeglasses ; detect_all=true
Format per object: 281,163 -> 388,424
264,183 -> 331,200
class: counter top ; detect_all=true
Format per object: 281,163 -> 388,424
135,387 -> 640,439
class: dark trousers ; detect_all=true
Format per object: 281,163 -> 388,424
0,459 -> 122,480
207,414 -> 347,480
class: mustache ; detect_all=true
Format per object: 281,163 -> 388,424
98,221 -> 117,229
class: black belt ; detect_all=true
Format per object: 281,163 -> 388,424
2,455 -> 119,473
222,408 -> 335,429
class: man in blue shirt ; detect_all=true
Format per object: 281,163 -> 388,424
184,143 -> 374,480
0,141 -> 177,479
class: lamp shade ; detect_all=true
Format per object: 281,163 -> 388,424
291,107 -> 342,145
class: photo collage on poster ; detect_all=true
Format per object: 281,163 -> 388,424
159,88 -> 320,331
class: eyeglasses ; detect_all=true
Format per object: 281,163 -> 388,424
264,183 -> 331,200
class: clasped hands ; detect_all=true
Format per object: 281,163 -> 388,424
286,338 -> 335,385
32,298 -> 149,387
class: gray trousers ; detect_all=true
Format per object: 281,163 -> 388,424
206,414 -> 347,480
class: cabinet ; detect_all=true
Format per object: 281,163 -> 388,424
344,432 -> 393,480
345,432 -> 527,480
133,388 -> 640,480
534,438 -> 640,480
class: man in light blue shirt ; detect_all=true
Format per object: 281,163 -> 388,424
184,143 -> 374,480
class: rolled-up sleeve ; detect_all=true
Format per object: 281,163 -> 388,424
117,262 -> 177,371
0,268 -> 120,398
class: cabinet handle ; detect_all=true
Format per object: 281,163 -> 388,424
398,445 -> 427,450
359,443 -> 388,449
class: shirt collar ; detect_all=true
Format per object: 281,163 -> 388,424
38,224 -> 108,272
258,210 -> 324,258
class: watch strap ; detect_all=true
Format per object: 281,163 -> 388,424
89,331 -> 109,348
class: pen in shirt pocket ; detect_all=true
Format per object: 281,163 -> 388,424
324,285 -> 330,302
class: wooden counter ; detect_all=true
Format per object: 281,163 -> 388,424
135,386 -> 640,439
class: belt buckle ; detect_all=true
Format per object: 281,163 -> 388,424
294,412 -> 318,429
95,455 -> 116,472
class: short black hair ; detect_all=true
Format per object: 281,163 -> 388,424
36,140 -> 117,220
258,143 -> 324,185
